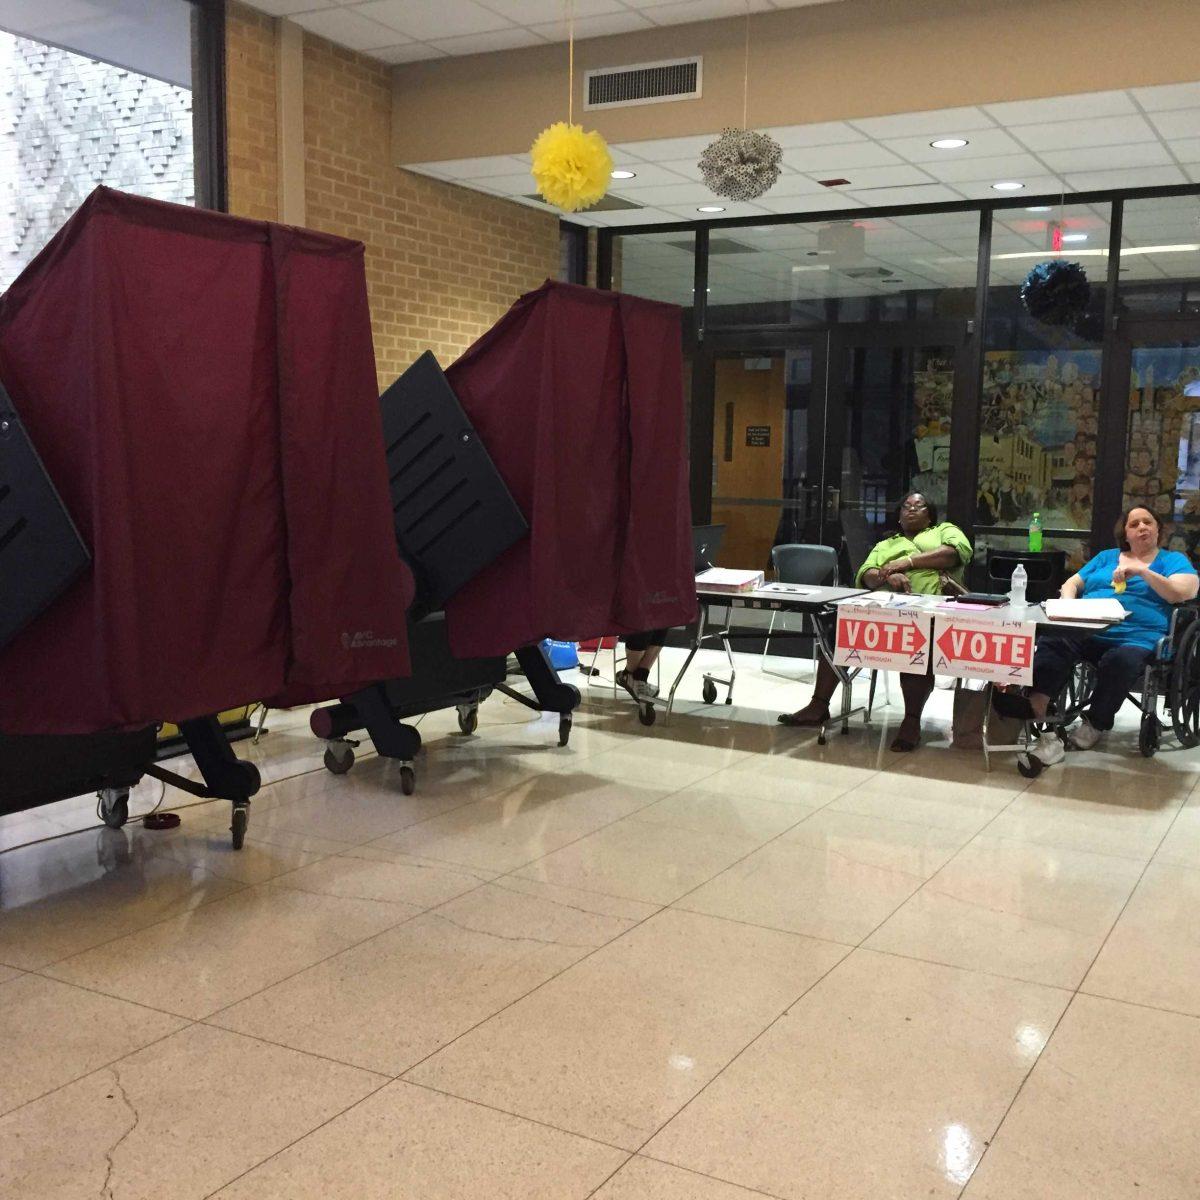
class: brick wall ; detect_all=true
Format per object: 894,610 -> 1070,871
224,3 -> 560,383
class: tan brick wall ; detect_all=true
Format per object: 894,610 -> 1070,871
224,3 -> 560,384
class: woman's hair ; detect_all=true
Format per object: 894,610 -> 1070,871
1114,505 -> 1163,551
895,492 -> 938,531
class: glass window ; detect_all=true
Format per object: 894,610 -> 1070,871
703,211 -> 980,327
1118,195 -> 1200,317
0,0 -> 200,291
611,230 -> 695,307
978,203 -> 1110,536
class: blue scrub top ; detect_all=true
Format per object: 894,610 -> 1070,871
1079,547 -> 1197,650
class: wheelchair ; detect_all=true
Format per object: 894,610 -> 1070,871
1017,603 -> 1200,776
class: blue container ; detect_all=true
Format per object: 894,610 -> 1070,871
541,639 -> 579,670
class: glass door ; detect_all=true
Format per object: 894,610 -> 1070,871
706,334 -> 827,570
822,323 -> 968,570
1108,319 -> 1200,561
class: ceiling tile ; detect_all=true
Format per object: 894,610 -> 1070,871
660,200 -> 770,219
892,127 -> 1025,162
951,174 -> 1065,200
761,121 -> 867,149
605,162 -> 696,186
848,106 -> 995,139
1132,82 -> 1200,112
1037,142 -> 1174,174
1169,137 -> 1200,163
373,42 -> 446,63
291,8 -> 397,50
1011,113 -> 1156,150
918,152 -> 1045,183
245,0 -> 336,15
481,0 -> 624,21
430,28 -> 544,54
819,164 -> 937,189
763,171 -> 832,198
614,134 -> 722,161
983,90 -> 1136,125
782,141 -> 903,172
427,155 -> 531,179
643,0 -> 773,24
1065,166 -> 1187,191
529,10 -> 654,39
600,207 -> 687,226
354,0 -> 512,38
1147,109 -> 1200,141
473,172 -> 542,195
753,191 -> 864,214
845,183 -> 962,206
616,180 -> 721,205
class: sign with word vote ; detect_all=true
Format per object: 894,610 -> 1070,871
932,612 -> 1036,685
833,598 -> 932,675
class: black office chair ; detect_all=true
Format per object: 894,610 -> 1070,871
761,543 -> 838,677
986,549 -> 1067,604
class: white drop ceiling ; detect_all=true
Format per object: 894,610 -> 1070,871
240,0 -> 842,62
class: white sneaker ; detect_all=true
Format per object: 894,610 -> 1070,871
1031,737 -> 1066,767
1070,718 -> 1102,750
616,671 -> 658,702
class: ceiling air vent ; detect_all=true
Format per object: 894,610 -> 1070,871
584,57 -> 702,110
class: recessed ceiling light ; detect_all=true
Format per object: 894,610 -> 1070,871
697,205 -> 725,213
992,181 -> 1025,191
930,137 -> 968,150
611,169 -> 637,180
1026,206 -> 1052,212
1062,233 -> 1088,243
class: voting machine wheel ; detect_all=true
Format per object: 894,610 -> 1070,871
638,702 -> 656,727
98,788 -> 130,829
457,704 -> 479,736
400,765 -> 416,795
702,678 -> 718,705
557,714 -> 572,747
324,742 -> 355,775
230,803 -> 249,850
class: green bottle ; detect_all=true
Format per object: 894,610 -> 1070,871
1029,511 -> 1043,553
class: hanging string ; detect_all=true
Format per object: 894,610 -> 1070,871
567,0 -> 575,125
742,0 -> 751,130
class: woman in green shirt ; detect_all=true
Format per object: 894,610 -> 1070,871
778,492 -> 973,752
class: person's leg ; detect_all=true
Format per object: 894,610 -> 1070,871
779,658 -> 840,725
995,636 -> 1080,721
891,670 -> 934,751
1078,641 -> 1152,739
619,630 -> 667,699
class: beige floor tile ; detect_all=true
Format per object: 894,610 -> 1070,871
485,875 -> 661,923
515,816 -> 764,905
625,785 -> 815,842
595,1158 -> 769,1198
214,881 -> 638,1074
0,1024 -> 382,1200
645,949 -> 1069,1200
829,772 -> 1018,834
408,909 -> 847,1150
44,882 -> 411,1018
0,975 -> 185,1116
371,776 -> 670,873
1082,862 -> 1200,1016
0,829 -> 243,970
278,847 -> 495,907
985,783 -> 1185,861
1154,805 -> 1200,867
711,750 -> 879,807
962,995 -> 1200,1199
779,808 -> 971,876
867,835 -> 1144,988
0,966 -> 22,986
210,1080 -> 625,1199
678,836 -> 926,944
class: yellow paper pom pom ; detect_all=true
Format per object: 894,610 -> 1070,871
530,121 -> 613,213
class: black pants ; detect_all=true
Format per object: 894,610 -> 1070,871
1032,635 -> 1153,731
624,628 -> 668,652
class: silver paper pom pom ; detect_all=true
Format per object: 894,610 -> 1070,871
698,127 -> 783,202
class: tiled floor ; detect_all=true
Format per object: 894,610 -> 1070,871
2,649 -> 1198,1198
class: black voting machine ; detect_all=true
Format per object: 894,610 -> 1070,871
309,352 -> 581,793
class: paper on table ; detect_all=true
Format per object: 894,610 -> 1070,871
1044,598 -> 1128,622
696,567 -> 766,592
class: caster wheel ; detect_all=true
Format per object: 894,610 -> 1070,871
324,744 -> 355,775
725,695 -> 733,706
231,805 -> 248,850
558,715 -> 572,748
99,788 -> 129,829
457,706 -> 479,736
702,679 -> 717,705
1017,753 -> 1044,779
400,765 -> 416,796
638,703 -> 656,727
1139,714 -> 1160,758
817,734 -> 827,746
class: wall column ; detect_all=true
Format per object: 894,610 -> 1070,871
275,18 -> 305,226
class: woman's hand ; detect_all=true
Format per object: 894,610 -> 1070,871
881,556 -> 913,577
887,573 -> 913,593
1113,555 -> 1148,586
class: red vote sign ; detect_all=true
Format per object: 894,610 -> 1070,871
833,600 -> 932,675
932,614 -> 1036,685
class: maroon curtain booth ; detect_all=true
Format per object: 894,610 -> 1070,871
0,188 -> 412,736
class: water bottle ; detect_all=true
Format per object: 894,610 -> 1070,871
1009,563 -> 1028,608
1029,512 -> 1043,553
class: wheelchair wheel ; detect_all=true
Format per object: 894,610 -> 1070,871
1169,619 -> 1200,749
1017,753 -> 1044,779
1139,711 -> 1160,758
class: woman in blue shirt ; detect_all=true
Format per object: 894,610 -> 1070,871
996,506 -> 1198,753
